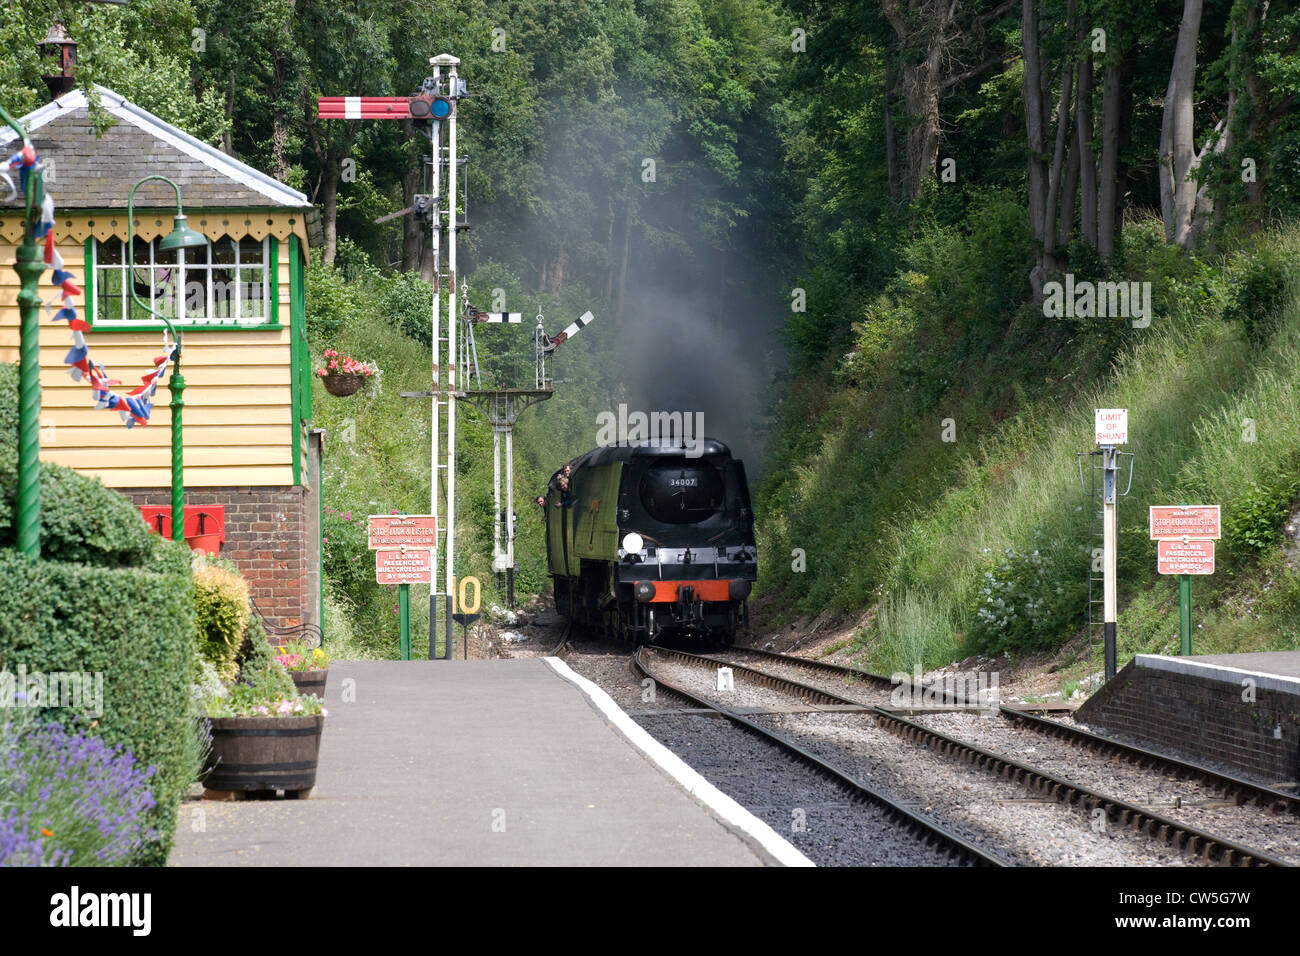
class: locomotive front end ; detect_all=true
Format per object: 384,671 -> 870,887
614,442 -> 757,644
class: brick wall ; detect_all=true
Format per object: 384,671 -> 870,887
1077,658 -> 1300,785
123,486 -> 310,633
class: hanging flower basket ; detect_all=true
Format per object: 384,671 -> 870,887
317,349 -> 375,396
321,372 -> 366,397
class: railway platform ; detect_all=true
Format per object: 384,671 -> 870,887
1076,651 -> 1300,788
169,658 -> 806,866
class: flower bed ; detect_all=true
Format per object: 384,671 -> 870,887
0,707 -> 158,866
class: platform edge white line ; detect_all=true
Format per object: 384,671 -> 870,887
543,655 -> 814,867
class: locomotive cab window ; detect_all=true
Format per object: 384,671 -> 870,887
91,236 -> 272,327
638,462 -> 725,524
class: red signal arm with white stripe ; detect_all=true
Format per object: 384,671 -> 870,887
317,97 -> 414,120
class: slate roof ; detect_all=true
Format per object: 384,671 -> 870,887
0,86 -> 309,210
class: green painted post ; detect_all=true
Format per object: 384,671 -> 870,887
3,105 -> 43,559
15,237 -> 43,558
1179,573 -> 1192,656
399,583 -> 411,660
169,372 -> 185,541
126,175 -> 207,543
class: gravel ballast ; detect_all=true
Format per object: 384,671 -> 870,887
912,711 -> 1300,865
649,656 -> 1206,866
634,713 -> 967,866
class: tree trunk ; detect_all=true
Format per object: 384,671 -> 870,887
1059,116 -> 1080,248
401,119 -> 424,273
1241,0 -> 1268,226
908,31 -> 946,197
320,160 -> 339,265
1044,59 -> 1074,257
1076,50 -> 1098,246
1160,0 -> 1204,247
1097,41 -> 1123,262
223,72 -> 236,156
884,68 -> 903,201
1023,0 -> 1052,295
605,196 -> 617,302
615,192 -> 634,324
269,1 -> 295,180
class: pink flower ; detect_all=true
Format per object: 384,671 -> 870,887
321,707 -> 329,717
293,701 -> 304,713
344,510 -> 352,520
253,705 -> 269,716
276,700 -> 294,715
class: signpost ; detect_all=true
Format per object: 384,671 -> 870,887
1149,505 -> 1220,540
1156,539 -> 1215,575
1094,407 -> 1128,445
1150,504 -> 1220,656
367,514 -> 438,549
1095,409 -> 1127,680
375,548 -> 434,585
369,516 -> 437,660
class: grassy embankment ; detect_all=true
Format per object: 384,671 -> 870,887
757,216 -> 1300,685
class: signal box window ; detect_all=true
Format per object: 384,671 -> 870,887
91,236 -> 271,326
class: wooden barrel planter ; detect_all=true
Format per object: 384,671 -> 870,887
289,668 -> 328,698
203,715 -> 324,794
321,372 -> 365,396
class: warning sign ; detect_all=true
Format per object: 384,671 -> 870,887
375,548 -> 433,585
1157,539 -> 1215,575
368,514 -> 438,549
1094,408 -> 1128,444
1149,505 -> 1220,540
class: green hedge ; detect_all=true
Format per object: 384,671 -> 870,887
0,540 -> 195,866
0,364 -> 154,566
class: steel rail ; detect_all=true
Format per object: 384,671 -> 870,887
664,646 -> 1291,868
634,648 -> 1008,867
714,647 -> 1300,817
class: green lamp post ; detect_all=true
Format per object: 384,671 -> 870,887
126,176 -> 209,542
1,104 -> 46,558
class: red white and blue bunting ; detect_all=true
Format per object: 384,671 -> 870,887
5,144 -> 173,427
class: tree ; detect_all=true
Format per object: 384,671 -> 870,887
1160,0 -> 1206,246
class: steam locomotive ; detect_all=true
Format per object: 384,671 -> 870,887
542,438 -> 757,644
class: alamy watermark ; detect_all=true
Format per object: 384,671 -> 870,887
595,404 -> 707,458
1,666 -> 103,717
1042,274 -> 1152,328
890,667 -> 999,716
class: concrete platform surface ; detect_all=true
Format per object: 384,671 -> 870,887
1176,651 -> 1300,680
169,659 -> 778,866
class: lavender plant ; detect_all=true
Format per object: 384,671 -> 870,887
0,702 -> 158,866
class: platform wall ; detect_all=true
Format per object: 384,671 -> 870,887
1076,658 -> 1300,785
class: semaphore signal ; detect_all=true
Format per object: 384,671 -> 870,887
319,54 -> 464,660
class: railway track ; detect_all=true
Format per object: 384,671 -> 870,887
631,647 -> 1007,867
712,646 -> 1300,818
652,645 -> 1290,867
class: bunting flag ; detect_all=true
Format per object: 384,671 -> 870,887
7,146 -> 174,428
